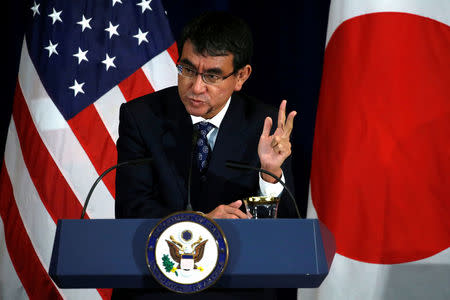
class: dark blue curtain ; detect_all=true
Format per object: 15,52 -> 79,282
4,0 -> 330,217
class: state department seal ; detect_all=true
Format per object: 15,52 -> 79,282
146,211 -> 229,293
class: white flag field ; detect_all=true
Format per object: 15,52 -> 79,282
303,0 -> 450,299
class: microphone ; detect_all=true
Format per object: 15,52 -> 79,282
186,129 -> 199,211
80,157 -> 153,219
225,160 -> 301,218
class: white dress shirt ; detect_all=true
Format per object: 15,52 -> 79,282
190,97 -> 284,197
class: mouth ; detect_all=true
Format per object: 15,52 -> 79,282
188,98 -> 205,106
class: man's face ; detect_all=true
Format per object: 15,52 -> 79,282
178,40 -> 250,119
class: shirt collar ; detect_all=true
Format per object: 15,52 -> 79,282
190,96 -> 231,128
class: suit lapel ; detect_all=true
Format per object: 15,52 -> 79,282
157,92 -> 260,209
208,94 -> 254,176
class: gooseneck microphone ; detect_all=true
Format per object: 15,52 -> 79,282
225,160 -> 301,218
80,157 -> 153,219
186,129 -> 199,211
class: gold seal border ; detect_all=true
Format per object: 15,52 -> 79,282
145,211 -> 229,294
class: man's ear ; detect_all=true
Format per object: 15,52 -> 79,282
233,65 -> 252,91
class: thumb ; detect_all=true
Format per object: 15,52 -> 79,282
229,200 -> 242,208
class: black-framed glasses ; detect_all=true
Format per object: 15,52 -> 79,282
176,64 -> 235,85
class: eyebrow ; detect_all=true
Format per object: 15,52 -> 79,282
179,58 -> 224,75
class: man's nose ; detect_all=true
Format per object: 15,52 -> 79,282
191,74 -> 207,94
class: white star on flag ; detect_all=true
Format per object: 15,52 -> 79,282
137,0 -> 152,13
69,80 -> 85,96
48,8 -> 62,24
112,0 -> 123,7
102,54 -> 116,71
30,1 -> 40,16
44,40 -> 58,57
133,28 -> 149,45
105,22 -> 120,38
2,0 -> 179,298
73,47 -> 89,64
77,15 -> 92,32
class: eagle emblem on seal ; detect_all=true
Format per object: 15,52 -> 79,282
166,234 -> 208,271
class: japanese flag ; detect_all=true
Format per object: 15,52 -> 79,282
303,0 -> 450,299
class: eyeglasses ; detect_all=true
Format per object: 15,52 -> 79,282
176,64 -> 235,85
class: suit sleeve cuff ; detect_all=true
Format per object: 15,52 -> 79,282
259,170 -> 285,197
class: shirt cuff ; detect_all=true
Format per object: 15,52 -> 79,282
259,170 -> 285,197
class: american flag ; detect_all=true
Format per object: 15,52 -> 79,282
0,0 -> 178,299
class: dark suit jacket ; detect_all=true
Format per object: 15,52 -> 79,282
113,86 -> 297,299
115,86 -> 297,219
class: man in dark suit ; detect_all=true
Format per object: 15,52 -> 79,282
114,11 -> 297,299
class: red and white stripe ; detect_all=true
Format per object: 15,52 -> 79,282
0,39 -> 178,299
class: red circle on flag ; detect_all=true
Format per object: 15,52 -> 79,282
311,12 -> 450,264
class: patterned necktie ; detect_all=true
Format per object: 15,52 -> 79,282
194,121 -> 215,173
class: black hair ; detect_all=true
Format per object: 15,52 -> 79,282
178,11 -> 253,71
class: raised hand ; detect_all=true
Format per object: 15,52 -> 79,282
258,100 -> 296,183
